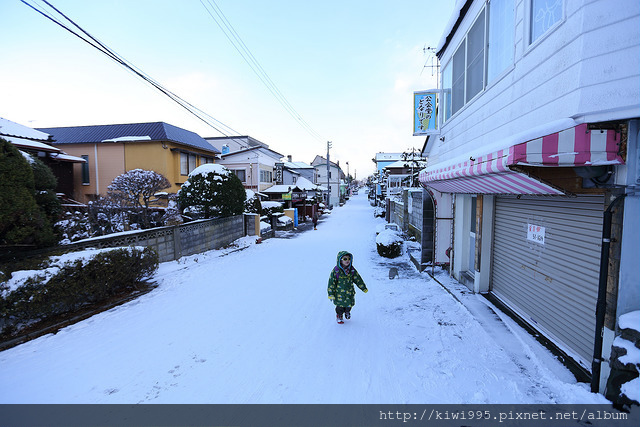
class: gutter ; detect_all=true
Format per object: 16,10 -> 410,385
591,193 -> 627,393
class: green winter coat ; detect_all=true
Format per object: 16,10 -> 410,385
328,250 -> 368,307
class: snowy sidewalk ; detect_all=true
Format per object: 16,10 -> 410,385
0,194 -> 608,404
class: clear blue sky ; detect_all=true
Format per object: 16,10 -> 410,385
0,0 -> 456,177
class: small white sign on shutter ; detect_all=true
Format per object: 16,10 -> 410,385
527,223 -> 545,244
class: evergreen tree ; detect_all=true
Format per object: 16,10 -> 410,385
31,156 -> 62,237
178,164 -> 246,219
0,138 -> 56,248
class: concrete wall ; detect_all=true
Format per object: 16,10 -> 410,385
59,215 -> 247,263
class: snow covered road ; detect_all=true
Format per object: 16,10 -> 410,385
0,194 -> 607,404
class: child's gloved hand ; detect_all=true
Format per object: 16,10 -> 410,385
363,289 -> 368,293
328,295 -> 335,300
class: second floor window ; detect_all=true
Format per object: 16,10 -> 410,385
488,0 -> 515,83
443,8 -> 486,119
531,0 -> 562,44
259,169 -> 272,183
442,0 -> 517,122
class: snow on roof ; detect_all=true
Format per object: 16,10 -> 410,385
384,160 -> 428,169
374,152 -> 404,162
294,177 -> 319,191
102,135 -> 152,142
261,184 -> 293,194
0,117 -> 51,142
9,138 -> 61,153
50,152 -> 87,163
284,161 -> 314,169
436,0 -> 470,54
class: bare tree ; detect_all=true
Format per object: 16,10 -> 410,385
108,169 -> 171,228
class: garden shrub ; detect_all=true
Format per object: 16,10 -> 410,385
376,229 -> 403,258
0,247 -> 158,336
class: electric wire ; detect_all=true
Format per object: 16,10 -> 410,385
20,0 -> 242,138
199,0 -> 325,143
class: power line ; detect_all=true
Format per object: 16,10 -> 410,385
20,0 -> 242,138
200,0 -> 325,143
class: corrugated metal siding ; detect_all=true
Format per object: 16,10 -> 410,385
491,194 -> 604,368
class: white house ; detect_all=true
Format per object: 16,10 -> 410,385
311,155 -> 343,207
206,136 -> 283,192
418,0 -> 639,397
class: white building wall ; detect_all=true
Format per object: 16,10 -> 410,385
430,0 -> 640,168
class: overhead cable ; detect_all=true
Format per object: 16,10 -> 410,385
20,0 -> 241,138
200,0 -> 325,143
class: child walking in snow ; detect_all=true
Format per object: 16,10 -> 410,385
328,251 -> 368,324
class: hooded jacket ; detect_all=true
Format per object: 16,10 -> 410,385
327,250 -> 368,307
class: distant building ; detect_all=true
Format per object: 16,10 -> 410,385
206,136 -> 283,192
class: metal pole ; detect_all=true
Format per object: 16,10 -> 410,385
326,141 -> 332,207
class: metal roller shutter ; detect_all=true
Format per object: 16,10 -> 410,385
491,194 -> 604,369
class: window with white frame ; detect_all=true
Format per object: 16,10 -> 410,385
259,169 -> 272,183
465,9 -> 486,102
444,7 -> 487,118
442,2 -> 517,122
530,0 -> 562,44
442,61 -> 453,121
488,0 -> 515,83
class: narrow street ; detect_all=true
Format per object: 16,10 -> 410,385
0,194 -> 604,404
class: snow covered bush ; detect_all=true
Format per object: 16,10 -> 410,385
55,210 -> 92,244
108,169 -> 171,228
0,247 -> 158,337
244,189 -> 262,215
376,228 -> 403,258
178,164 -> 246,219
260,201 -> 284,219
162,194 -> 183,226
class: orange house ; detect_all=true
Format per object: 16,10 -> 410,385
38,122 -> 220,203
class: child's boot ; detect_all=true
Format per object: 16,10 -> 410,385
336,314 -> 344,324
345,309 -> 351,320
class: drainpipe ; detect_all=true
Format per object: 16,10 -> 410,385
591,193 -> 626,393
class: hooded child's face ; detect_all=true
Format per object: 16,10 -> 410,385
340,255 -> 351,268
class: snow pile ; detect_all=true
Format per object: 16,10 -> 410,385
616,310 -> 640,403
277,215 -> 292,225
376,228 -> 402,246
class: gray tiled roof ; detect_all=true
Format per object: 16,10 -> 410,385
36,122 -> 220,154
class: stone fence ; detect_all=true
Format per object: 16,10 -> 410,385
47,214 -> 257,263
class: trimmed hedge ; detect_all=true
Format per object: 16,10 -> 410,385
0,247 -> 158,336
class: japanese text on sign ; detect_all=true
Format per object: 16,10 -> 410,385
527,224 -> 545,244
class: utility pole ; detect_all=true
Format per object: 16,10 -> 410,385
326,141 -> 332,207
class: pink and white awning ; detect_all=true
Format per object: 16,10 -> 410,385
419,124 -> 624,195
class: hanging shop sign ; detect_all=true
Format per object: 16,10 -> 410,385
413,90 -> 439,136
275,163 -> 284,185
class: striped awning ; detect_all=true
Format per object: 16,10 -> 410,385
420,124 -> 624,195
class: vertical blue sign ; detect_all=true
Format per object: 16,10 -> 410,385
413,91 -> 438,136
